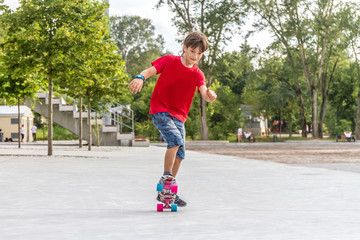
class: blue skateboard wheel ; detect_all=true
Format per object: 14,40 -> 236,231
157,183 -> 163,192
171,204 -> 178,212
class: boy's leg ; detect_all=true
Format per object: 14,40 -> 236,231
152,112 -> 184,176
172,157 -> 182,178
172,118 -> 185,178
164,145 -> 180,174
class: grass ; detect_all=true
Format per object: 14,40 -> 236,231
139,134 -> 338,144
220,134 -> 334,143
36,123 -> 78,140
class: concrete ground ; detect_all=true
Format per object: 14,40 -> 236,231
1,142 -> 360,239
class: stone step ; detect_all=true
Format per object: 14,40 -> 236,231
132,139 -> 150,147
29,92 -> 136,146
102,125 -> 118,133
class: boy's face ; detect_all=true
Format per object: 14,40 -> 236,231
183,45 -> 203,66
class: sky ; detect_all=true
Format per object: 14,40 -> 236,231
3,0 -> 271,54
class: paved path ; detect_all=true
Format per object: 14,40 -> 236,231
0,143 -> 360,239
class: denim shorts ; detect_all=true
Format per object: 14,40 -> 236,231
151,112 -> 185,160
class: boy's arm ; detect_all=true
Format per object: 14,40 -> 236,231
128,66 -> 157,94
199,85 -> 217,103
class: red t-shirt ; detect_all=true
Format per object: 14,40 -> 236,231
150,55 -> 206,122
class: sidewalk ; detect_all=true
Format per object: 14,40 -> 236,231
0,144 -> 360,239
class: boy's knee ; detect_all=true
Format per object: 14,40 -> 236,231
169,145 -> 181,149
168,137 -> 184,148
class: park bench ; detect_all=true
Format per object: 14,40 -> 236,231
336,135 -> 356,142
242,135 -> 256,143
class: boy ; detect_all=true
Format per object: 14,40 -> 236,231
128,31 -> 217,207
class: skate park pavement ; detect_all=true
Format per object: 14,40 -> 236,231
1,142 -> 360,239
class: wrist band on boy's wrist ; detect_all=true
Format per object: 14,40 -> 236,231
135,74 -> 145,81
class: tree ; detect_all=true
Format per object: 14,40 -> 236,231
326,60 -> 356,136
245,0 -> 349,138
207,80 -> 243,139
185,93 -> 201,140
84,42 -> 127,150
59,1 -> 128,150
109,15 -> 165,78
213,44 -> 256,97
2,0 -> 127,154
244,0 -> 308,137
209,46 -> 255,139
344,2 -> 360,139
242,53 -> 299,135
156,0 -> 245,140
2,0 -> 83,155
0,3 -> 42,147
290,0 -> 348,138
109,14 -> 165,121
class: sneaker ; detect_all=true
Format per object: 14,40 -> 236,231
156,193 -> 161,202
174,195 -> 187,207
156,194 -> 187,207
157,175 -> 177,203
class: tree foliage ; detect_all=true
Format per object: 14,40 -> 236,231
110,15 -> 165,78
243,53 -> 299,133
0,0 -> 128,153
156,0 -> 246,140
245,0 -> 353,138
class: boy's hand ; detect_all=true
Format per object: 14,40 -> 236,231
206,88 -> 217,102
128,78 -> 144,94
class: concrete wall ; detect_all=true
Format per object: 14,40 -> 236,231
27,98 -> 121,146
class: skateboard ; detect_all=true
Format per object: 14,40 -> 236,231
156,179 -> 178,212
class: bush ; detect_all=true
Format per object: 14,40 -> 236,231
334,119 -> 352,136
135,120 -> 159,140
37,123 -> 78,140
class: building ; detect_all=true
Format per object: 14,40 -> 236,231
0,105 -> 35,142
240,104 -> 268,136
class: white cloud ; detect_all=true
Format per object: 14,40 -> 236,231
110,1 -> 271,54
3,0 -> 271,54
109,1 -> 180,53
3,0 -> 20,9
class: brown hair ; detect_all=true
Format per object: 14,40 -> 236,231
183,31 -> 209,53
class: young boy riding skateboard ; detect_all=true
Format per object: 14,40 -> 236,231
129,31 -> 217,207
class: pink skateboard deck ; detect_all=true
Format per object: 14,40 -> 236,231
156,179 -> 178,212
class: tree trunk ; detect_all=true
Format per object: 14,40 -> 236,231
318,74 -> 326,139
286,46 -> 307,138
317,53 -> 330,139
319,57 -> 338,139
352,43 -> 360,140
95,112 -> 100,147
199,0 -> 208,141
18,99 -> 21,148
298,44 -> 317,138
318,110 -> 324,139
288,116 -> 293,137
279,110 -> 282,137
200,96 -> 209,140
87,93 -> 92,151
356,90 -> 360,140
311,90 -> 319,138
48,62 -> 53,156
79,96 -> 83,148
294,82 -> 307,138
